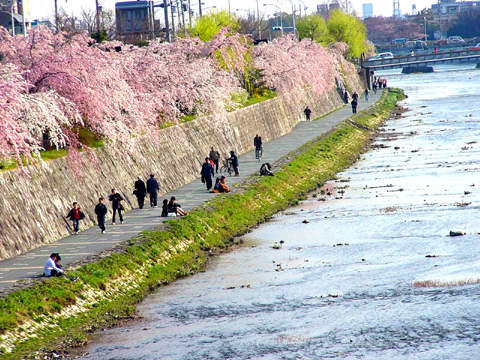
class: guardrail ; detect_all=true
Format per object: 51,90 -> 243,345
362,48 -> 480,70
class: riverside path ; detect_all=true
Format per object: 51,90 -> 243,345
0,90 -> 384,291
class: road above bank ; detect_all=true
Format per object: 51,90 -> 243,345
0,90 -> 383,292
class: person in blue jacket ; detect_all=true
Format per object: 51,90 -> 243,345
201,157 -> 215,190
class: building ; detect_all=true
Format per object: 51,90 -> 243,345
429,0 -> 480,38
432,0 -> 480,15
0,0 -> 31,35
362,3 -> 373,19
116,1 -> 155,37
317,1 -> 341,16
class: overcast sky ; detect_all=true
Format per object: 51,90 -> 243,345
31,0 -> 437,22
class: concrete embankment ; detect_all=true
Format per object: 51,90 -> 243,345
0,89 -> 405,358
0,74 -> 364,261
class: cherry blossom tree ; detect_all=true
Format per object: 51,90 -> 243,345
252,35 -> 335,102
0,24 -> 356,171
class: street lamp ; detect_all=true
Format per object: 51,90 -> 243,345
254,0 -> 260,40
298,0 -> 307,17
286,0 -> 296,38
264,3 -> 282,36
191,2 -> 205,16
203,5 -> 216,11
424,16 -> 427,43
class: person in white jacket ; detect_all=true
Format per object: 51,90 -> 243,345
44,253 -> 77,281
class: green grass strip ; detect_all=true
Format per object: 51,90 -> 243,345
0,89 -> 405,358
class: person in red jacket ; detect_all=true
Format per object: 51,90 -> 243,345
66,202 -> 85,234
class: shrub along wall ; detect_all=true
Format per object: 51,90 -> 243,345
0,89 -> 405,358
0,72 -> 364,261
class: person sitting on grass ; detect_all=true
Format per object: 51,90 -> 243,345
44,253 -> 78,281
161,199 -> 169,217
260,163 -> 274,176
168,196 -> 188,216
211,176 -> 230,193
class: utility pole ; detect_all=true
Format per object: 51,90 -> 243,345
254,0 -> 260,39
54,0 -> 58,33
10,0 -> 15,35
199,1 -> 202,17
170,0 -> 175,39
95,0 -> 101,32
437,0 -> 442,39
163,0 -> 170,42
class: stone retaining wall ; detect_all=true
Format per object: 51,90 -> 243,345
0,73 -> 365,260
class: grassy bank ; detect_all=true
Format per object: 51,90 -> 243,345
0,89 -> 405,358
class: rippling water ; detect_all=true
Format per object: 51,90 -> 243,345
82,64 -> 480,359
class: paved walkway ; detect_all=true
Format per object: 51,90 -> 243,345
0,91 -> 384,289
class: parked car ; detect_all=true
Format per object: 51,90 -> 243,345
391,38 -> 407,44
434,39 -> 448,46
368,52 -> 394,61
448,36 -> 465,45
467,37 -> 480,44
470,43 -> 480,50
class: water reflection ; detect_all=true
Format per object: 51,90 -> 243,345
82,64 -> 480,359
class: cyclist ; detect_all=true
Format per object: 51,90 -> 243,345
228,151 -> 240,176
254,134 -> 263,159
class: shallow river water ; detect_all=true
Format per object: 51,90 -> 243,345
82,64 -> 480,359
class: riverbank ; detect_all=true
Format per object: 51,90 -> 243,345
0,89 -> 405,359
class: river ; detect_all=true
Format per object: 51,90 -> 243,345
81,64 -> 480,359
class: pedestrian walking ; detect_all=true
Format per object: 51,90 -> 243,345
304,106 -> 312,121
434,47 -> 438,54
201,157 -> 215,190
351,99 -> 358,114
95,197 -> 108,233
254,134 -> 263,159
228,150 -> 240,176
146,174 -> 160,207
344,90 -> 350,104
109,189 -> 124,225
365,88 -> 370,102
66,202 -> 85,235
352,91 -> 359,101
134,176 -> 147,209
209,147 -> 221,173
373,81 -> 378,94
383,79 -> 387,88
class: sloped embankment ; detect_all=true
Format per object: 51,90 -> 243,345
0,89 -> 405,358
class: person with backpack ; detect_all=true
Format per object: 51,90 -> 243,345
66,202 -> 85,235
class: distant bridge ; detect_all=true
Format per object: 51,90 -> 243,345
361,48 -> 480,88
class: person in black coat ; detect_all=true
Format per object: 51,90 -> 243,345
254,134 -> 263,159
146,174 -> 160,207
201,158 -> 215,190
228,151 -> 240,176
134,176 -> 147,209
108,189 -> 124,225
94,197 -> 108,233
351,99 -> 358,114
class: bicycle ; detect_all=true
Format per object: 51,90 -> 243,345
255,146 -> 263,162
220,159 -> 234,177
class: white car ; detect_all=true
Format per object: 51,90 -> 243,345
368,52 -> 394,61
448,36 -> 465,45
